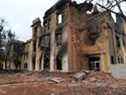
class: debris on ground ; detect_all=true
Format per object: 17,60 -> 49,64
48,77 -> 65,84
73,71 -> 87,81
0,70 -> 125,95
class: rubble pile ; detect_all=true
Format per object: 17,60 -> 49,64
85,71 -> 116,82
0,71 -> 125,95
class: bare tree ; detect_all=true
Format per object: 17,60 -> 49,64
0,18 -> 16,69
4,30 -> 15,69
0,19 -> 6,47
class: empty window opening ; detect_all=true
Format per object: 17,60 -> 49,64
116,36 -> 121,48
58,14 -> 63,24
56,55 -> 62,70
0,63 -> 3,70
44,18 -> 50,30
40,35 -> 50,48
118,56 -> 124,64
56,33 -> 62,46
111,56 -> 115,64
89,56 -> 100,71
33,42 -> 37,52
24,63 -> 28,69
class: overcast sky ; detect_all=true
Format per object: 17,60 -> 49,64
0,0 -> 59,41
0,0 -> 125,41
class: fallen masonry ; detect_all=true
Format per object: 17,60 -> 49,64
0,70 -> 125,95
73,71 -> 87,81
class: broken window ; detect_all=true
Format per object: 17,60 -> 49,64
89,56 -> 100,71
117,56 -> 124,64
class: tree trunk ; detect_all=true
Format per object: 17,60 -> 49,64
4,55 -> 8,69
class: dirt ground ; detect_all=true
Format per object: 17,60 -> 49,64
0,70 -> 125,95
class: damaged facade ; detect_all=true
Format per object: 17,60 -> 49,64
21,0 -> 126,73
110,14 -> 126,78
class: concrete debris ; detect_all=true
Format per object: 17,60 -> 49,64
88,77 -> 97,82
0,71 -> 125,95
49,77 -> 65,83
73,72 -> 87,81
82,70 -> 90,75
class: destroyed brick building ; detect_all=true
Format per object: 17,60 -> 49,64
19,0 -> 126,74
21,39 -> 32,71
21,0 -> 126,73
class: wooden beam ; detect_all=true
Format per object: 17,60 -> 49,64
110,0 -> 124,8
96,3 -> 126,22
114,0 -> 124,15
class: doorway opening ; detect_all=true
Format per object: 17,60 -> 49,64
43,52 -> 50,70
56,55 -> 62,70
0,63 -> 3,70
24,63 -> 28,69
